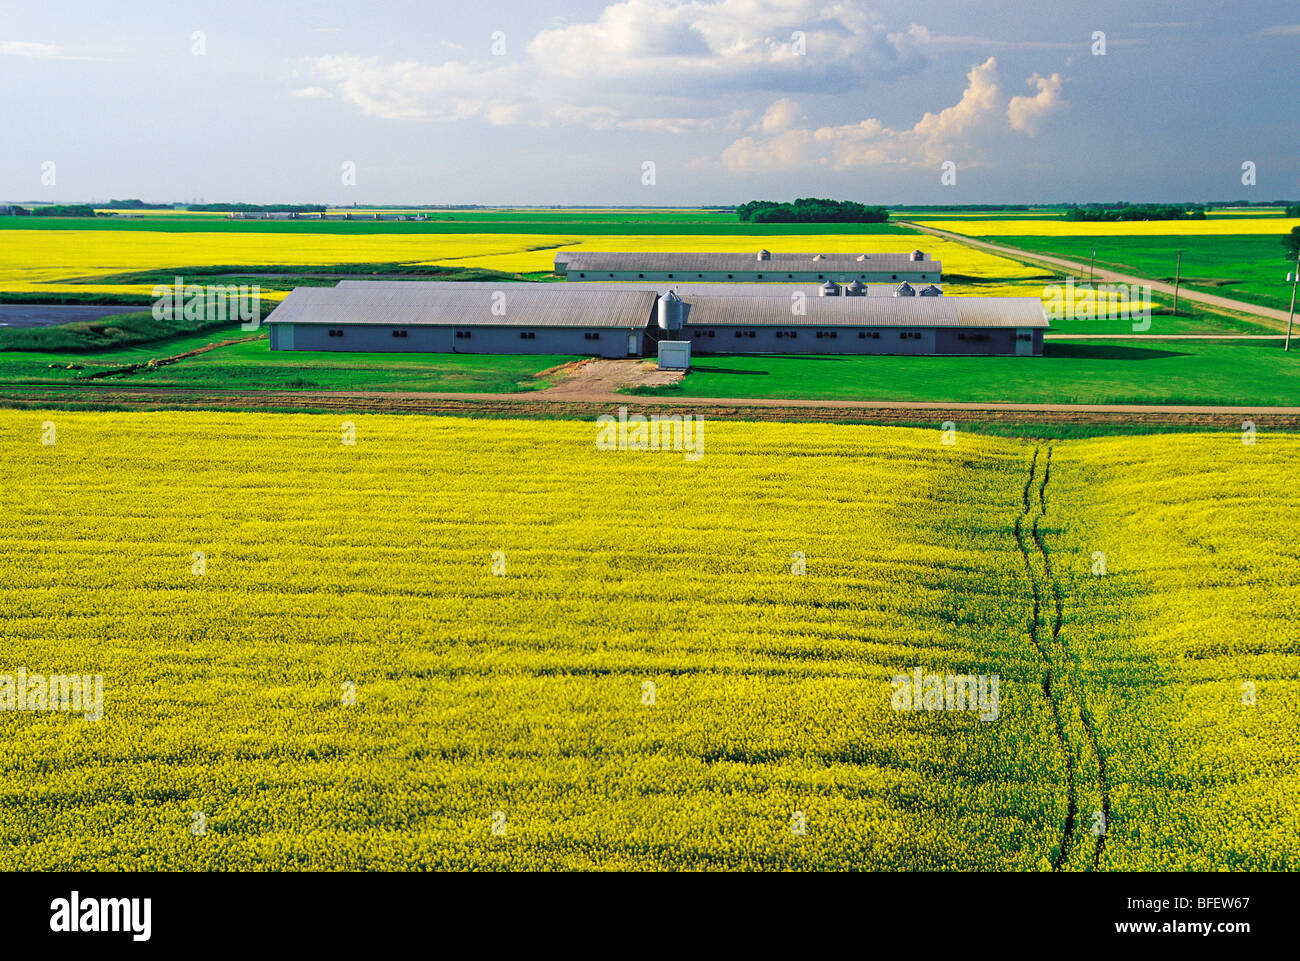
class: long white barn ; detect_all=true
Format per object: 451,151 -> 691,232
555,250 -> 942,283
265,281 -> 1046,357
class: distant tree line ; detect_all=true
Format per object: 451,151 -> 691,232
1287,204 -> 1300,218
100,199 -> 175,209
2,204 -> 102,217
736,198 -> 890,223
186,203 -> 328,213
1064,203 -> 1206,222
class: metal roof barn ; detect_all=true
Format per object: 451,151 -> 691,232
335,280 -> 942,298
558,251 -> 941,274
676,295 -> 1047,328
266,284 -> 656,328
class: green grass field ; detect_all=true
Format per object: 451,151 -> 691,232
0,327 -> 575,394
985,234 -> 1298,312
634,340 -> 1300,406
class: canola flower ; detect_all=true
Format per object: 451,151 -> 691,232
0,412 -> 1294,870
0,229 -> 1041,299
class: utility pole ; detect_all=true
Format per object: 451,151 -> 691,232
1088,250 -> 1095,285
1286,250 -> 1300,353
1173,249 -> 1182,316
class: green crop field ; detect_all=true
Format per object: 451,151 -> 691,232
0,333 -> 573,394
988,234 -> 1299,313
635,340 -> 1300,407
0,413 -> 1293,870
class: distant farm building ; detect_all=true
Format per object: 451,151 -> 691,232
266,281 -> 1046,356
555,250 -> 941,283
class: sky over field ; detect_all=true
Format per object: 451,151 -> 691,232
2,1 -> 1297,205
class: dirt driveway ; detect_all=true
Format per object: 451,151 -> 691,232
537,358 -> 683,398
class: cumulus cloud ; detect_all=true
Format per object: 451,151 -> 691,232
756,97 -> 803,133
300,0 -> 929,130
1007,72 -> 1064,134
714,57 -> 1065,171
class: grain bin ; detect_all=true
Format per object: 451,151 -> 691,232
657,289 -> 684,332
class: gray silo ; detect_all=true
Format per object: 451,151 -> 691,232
658,289 -> 684,332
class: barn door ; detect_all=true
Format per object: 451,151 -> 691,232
628,332 -> 638,356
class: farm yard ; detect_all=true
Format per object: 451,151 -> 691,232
0,412 -> 1294,871
1,208 -> 1298,409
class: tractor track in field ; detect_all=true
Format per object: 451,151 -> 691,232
1014,448 -> 1077,869
1030,450 -> 1111,869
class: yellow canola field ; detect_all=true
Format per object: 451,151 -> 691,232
0,229 -> 1041,298
0,412 -> 1295,870
926,218 -> 1300,237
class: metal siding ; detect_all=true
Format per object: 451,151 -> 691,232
685,326 -> 1009,355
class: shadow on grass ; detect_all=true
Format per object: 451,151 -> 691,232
1045,343 -> 1189,360
687,365 -> 769,375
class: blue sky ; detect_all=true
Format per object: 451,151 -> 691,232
2,1 -> 1296,205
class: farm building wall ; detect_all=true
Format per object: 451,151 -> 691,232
269,323 -> 642,358
567,268 -> 938,284
682,325 -> 1042,356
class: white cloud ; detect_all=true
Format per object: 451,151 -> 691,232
1007,72 -> 1064,135
300,0 -> 929,130
756,97 -> 803,133
715,57 -> 1065,172
289,86 -> 335,99
1258,23 -> 1300,36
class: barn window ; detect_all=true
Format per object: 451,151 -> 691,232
757,274 -> 763,280
892,274 -> 898,280
858,331 -> 866,339
579,273 -> 586,278
668,274 -> 674,279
